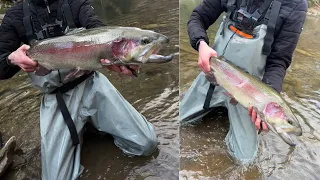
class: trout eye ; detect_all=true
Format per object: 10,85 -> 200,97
141,37 -> 150,45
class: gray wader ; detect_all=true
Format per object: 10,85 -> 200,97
180,16 -> 269,164
28,70 -> 157,180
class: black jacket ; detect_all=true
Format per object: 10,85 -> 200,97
187,0 -> 307,92
0,0 -> 105,80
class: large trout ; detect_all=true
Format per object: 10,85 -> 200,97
27,26 -> 175,77
205,56 -> 302,146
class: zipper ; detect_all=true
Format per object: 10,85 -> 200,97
44,0 -> 52,23
44,0 -> 51,13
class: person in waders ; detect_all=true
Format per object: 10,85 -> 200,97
0,0 -> 157,179
180,0 -> 307,163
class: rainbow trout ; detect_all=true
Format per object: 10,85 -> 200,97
27,26 -> 175,77
205,56 -> 302,146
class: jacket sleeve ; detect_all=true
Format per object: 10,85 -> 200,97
78,0 -> 105,29
262,0 -> 307,93
0,13 -> 22,80
187,0 -> 225,51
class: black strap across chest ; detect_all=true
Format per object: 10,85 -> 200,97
203,0 -> 282,114
226,0 -> 282,56
22,0 -> 91,146
23,0 -> 76,43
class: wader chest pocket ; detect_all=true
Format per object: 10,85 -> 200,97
228,25 -> 259,39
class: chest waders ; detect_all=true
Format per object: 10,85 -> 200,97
23,0 -> 85,147
22,1 -> 157,179
180,0 -> 281,163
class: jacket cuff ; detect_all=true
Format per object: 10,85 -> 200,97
6,56 -> 16,68
262,77 -> 282,93
196,39 -> 206,51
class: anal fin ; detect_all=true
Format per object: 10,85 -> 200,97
63,69 -> 90,82
205,72 -> 219,86
34,64 -> 52,76
223,91 -> 238,105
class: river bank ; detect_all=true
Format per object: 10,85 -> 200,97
307,6 -> 320,17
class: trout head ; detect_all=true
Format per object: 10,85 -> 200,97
111,27 -> 169,64
263,102 -> 302,146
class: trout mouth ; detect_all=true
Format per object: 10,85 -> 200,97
279,131 -> 296,146
264,102 -> 302,146
268,120 -> 301,146
126,35 -> 170,64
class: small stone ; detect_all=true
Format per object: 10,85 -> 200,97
0,136 -> 16,177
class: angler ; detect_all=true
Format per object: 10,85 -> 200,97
0,0 -> 159,179
180,0 -> 307,163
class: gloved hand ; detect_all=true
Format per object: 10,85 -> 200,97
198,40 -> 217,73
100,59 -> 140,77
8,45 -> 38,72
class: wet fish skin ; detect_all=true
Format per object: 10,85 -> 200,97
205,56 -> 302,146
26,26 -> 172,75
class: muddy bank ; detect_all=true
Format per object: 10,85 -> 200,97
307,6 -> 320,17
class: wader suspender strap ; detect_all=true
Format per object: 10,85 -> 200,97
23,0 -> 35,42
262,0 -> 281,55
23,0 -> 51,41
55,92 -> 79,145
56,0 -> 66,25
61,0 -> 76,28
22,0 -> 83,147
250,0 -> 274,22
227,0 -> 237,20
204,0 -> 280,110
240,0 -> 247,9
50,71 -> 94,146
203,83 -> 216,110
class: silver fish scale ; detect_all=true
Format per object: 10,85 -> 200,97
27,26 -> 169,71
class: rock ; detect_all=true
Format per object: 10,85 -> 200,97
0,14 -> 4,23
0,136 -> 16,177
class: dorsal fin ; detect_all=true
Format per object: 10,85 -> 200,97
29,39 -> 38,46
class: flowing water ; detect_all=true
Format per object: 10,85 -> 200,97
180,0 -> 320,179
0,0 -> 179,179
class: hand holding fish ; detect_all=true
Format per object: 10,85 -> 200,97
225,94 -> 269,133
205,56 -> 302,146
8,45 -> 38,72
248,105 -> 269,133
198,40 -> 217,73
100,59 -> 140,77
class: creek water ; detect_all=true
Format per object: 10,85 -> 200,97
0,0 -> 179,179
180,0 -> 320,179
